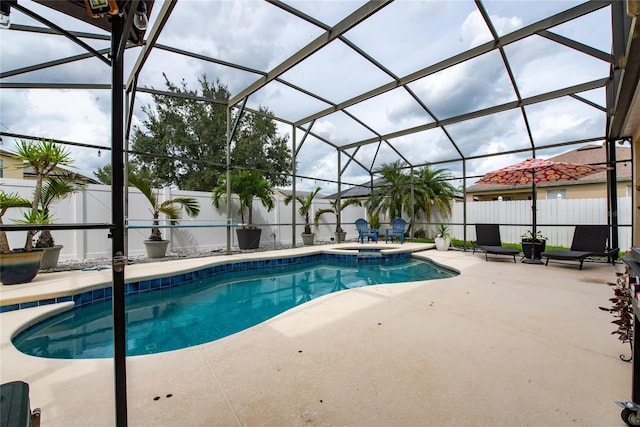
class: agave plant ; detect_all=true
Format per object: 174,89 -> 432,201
0,191 -> 32,254
129,173 -> 201,241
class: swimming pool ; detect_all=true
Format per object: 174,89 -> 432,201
13,255 -> 456,359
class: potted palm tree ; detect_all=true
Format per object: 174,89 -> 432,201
129,173 -> 201,258
284,187 -> 321,246
35,172 -> 87,269
314,197 -> 362,242
211,170 -> 275,250
0,138 -> 71,284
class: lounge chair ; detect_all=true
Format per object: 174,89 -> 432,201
355,218 -> 379,244
541,225 -> 619,269
385,218 -> 406,243
474,224 -> 519,262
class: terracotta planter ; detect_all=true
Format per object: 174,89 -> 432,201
39,245 -> 63,269
236,228 -> 262,250
0,249 -> 44,285
144,240 -> 170,258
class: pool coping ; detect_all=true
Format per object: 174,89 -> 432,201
0,245 -> 627,427
0,242 -> 435,311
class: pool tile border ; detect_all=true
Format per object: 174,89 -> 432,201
1,252 -> 412,313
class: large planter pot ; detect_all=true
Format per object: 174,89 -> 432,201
236,228 -> 262,250
144,240 -> 170,258
434,237 -> 451,251
302,233 -> 315,246
39,245 -> 63,270
335,231 -> 347,243
521,239 -> 546,260
0,249 -> 44,285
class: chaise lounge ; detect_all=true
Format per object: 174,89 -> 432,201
540,225 -> 618,270
474,224 -> 519,262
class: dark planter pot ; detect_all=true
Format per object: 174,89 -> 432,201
521,239 -> 546,260
0,249 -> 44,285
236,228 -> 262,250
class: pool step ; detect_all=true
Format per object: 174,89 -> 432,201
357,250 -> 383,262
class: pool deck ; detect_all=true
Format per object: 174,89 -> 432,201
0,243 -> 631,426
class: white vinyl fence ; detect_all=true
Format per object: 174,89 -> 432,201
447,197 -> 632,250
1,179 -> 364,261
1,178 -> 632,262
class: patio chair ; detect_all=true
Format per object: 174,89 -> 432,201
385,218 -> 406,243
473,224 -> 519,262
355,218 -> 379,244
540,225 -> 619,270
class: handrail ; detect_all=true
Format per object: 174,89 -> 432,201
0,223 -> 112,231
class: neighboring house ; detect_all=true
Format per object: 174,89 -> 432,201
0,149 -> 25,179
466,145 -> 632,202
0,148 -> 100,184
274,188 -> 327,199
325,178 -> 382,199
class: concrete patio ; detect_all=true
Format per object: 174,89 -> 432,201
0,245 -> 631,426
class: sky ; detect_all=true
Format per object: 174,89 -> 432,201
0,0 -> 618,194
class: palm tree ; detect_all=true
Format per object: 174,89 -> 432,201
368,161 -> 457,236
314,197 -> 362,234
412,166 -> 458,222
368,160 -> 412,220
35,172 -> 87,248
211,170 -> 274,227
284,187 -> 321,234
14,139 -> 74,251
129,173 -> 200,241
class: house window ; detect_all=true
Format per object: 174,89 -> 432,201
0,159 -> 3,178
546,189 -> 566,199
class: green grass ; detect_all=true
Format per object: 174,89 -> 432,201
410,237 -> 624,259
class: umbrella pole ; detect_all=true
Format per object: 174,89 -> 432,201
523,171 -> 543,264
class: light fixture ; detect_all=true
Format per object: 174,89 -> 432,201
83,0 -> 119,19
133,1 -> 148,31
0,1 -> 12,30
98,149 -> 102,157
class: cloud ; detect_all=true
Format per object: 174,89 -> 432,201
461,10 -> 523,48
2,89 -> 111,179
0,1 -> 613,195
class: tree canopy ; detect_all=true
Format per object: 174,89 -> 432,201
125,74 -> 292,191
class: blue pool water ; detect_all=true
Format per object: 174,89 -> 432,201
13,256 -> 456,359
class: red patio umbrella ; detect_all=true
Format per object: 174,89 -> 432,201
477,157 -> 609,263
